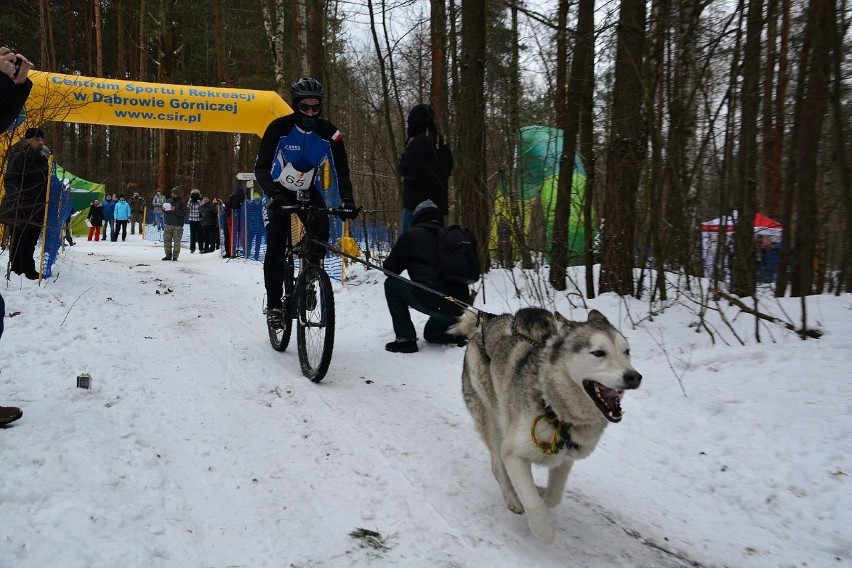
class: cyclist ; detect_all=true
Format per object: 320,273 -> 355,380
254,77 -> 359,328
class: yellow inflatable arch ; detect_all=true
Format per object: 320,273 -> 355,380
1,71 -> 293,240
3,71 -> 292,154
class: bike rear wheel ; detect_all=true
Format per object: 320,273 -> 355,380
268,260 -> 295,352
296,264 -> 335,382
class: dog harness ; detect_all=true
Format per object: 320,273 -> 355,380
531,403 -> 580,455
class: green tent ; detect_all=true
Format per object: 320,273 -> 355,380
55,165 -> 106,235
492,126 -> 589,265
56,165 -> 105,212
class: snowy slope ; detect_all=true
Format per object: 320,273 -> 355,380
1,237 -> 850,567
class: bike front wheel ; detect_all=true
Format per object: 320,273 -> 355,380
296,265 -> 335,382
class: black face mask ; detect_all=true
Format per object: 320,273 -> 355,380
191,194 -> 199,201
294,100 -> 321,132
295,112 -> 318,131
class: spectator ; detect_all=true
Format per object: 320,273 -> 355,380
212,198 -> 223,252
0,43 -> 34,426
0,126 -> 49,280
112,194 -> 131,241
86,199 -> 104,241
199,195 -> 218,254
162,187 -> 186,261
63,206 -> 76,247
497,218 -> 512,268
381,200 -> 469,353
227,186 -> 245,257
220,200 -> 231,257
102,193 -> 115,241
397,104 -> 453,232
128,190 -> 145,235
151,189 -> 165,232
187,188 -> 203,253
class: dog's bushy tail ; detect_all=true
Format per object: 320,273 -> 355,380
450,310 -> 501,338
449,311 -> 480,338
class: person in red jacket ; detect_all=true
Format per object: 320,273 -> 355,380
86,199 -> 104,241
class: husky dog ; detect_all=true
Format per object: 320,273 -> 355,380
451,308 -> 642,543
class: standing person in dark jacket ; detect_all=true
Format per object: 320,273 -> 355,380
199,195 -> 218,253
101,193 -> 115,242
86,199 -> 104,241
151,190 -> 165,231
397,104 -> 453,232
162,186 -> 186,261
0,126 -> 49,280
0,43 -> 34,425
382,200 -> 469,353
227,186 -> 245,257
128,190 -> 145,235
62,205 -> 75,247
186,188 -> 203,253
217,199 -> 230,257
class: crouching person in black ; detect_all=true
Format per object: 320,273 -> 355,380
382,199 -> 469,353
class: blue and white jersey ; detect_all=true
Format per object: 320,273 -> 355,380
254,115 -> 352,208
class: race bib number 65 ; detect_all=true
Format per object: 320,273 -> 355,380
277,162 -> 315,192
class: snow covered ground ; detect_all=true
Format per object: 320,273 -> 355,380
1,236 -> 850,567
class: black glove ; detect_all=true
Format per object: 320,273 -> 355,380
338,198 -> 359,220
265,190 -> 288,211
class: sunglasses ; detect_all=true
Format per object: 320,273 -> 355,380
298,102 -> 321,114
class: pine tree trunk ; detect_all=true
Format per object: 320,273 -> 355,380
789,0 -> 834,296
730,0 -> 763,298
599,0 -> 646,296
457,0 -> 489,269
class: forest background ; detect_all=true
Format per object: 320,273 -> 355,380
1,0 -> 850,305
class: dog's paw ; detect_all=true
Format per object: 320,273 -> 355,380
527,511 -> 555,544
505,496 -> 525,514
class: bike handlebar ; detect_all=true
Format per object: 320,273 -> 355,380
271,202 -> 362,219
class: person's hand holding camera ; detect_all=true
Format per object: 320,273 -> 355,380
0,47 -> 33,85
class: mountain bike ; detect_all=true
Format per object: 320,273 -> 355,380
265,198 -> 350,383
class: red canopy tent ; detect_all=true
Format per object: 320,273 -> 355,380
701,212 -> 782,234
700,212 -> 783,280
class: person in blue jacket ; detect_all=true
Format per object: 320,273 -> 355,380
102,193 -> 116,241
112,194 -> 131,241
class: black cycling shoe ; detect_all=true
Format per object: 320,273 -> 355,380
266,308 -> 284,329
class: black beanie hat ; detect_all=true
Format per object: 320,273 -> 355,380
24,127 -> 45,139
406,104 -> 435,138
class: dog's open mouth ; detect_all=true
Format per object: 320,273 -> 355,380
583,380 -> 624,423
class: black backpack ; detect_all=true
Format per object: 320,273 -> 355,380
435,225 -> 481,285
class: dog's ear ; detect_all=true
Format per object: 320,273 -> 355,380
514,308 -> 556,344
554,311 -> 577,327
554,310 -> 582,331
587,309 -> 611,325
